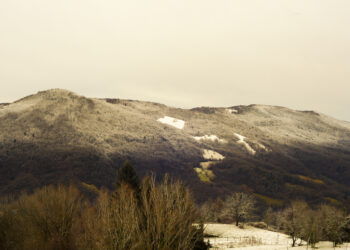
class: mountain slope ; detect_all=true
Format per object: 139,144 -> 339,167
1,89 -> 350,205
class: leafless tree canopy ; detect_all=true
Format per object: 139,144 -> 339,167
0,178 -> 207,250
221,192 -> 255,226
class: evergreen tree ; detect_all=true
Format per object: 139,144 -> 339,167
115,161 -> 141,198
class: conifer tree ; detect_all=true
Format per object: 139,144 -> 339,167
115,161 -> 141,198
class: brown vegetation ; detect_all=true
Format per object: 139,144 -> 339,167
201,195 -> 350,248
277,201 -> 349,247
200,192 -> 255,226
0,177 -> 208,250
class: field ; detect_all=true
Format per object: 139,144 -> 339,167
204,223 -> 350,250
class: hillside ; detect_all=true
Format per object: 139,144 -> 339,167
1,89 -> 350,206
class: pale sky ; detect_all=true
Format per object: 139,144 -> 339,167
0,0 -> 349,121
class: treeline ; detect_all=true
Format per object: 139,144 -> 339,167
275,201 -> 350,248
0,162 -> 209,250
201,195 -> 350,248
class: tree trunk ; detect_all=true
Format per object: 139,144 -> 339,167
235,215 -> 239,226
292,236 -> 296,247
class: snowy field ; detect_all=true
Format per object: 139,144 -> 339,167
203,149 -> 225,160
157,116 -> 185,129
227,109 -> 238,114
204,223 -> 349,250
193,135 -> 227,143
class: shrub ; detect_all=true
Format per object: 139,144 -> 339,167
0,184 -> 84,250
17,184 -> 84,250
246,221 -> 268,229
0,175 -> 208,250
80,175 -> 208,250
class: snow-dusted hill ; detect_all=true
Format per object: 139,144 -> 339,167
0,89 -> 350,204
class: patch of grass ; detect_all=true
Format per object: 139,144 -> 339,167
285,183 -> 299,189
194,168 -> 214,183
297,175 -> 325,185
254,193 -> 283,206
324,197 -> 341,205
81,182 -> 99,194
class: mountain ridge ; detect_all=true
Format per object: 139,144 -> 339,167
1,89 -> 350,206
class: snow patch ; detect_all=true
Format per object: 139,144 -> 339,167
227,108 -> 238,114
157,116 -> 185,129
204,223 -> 342,249
258,143 -> 271,152
193,135 -> 226,143
234,133 -> 256,155
204,223 -> 296,249
203,149 -> 225,160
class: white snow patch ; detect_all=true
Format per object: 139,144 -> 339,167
193,135 -> 226,143
234,133 -> 256,155
227,108 -> 238,114
157,116 -> 185,129
204,223 -> 347,250
204,223 -> 295,249
234,133 -> 246,141
258,143 -> 271,152
203,149 -> 225,160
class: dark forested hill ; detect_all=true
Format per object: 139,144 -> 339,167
1,89 -> 350,206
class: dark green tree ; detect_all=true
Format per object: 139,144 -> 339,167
116,161 -> 141,199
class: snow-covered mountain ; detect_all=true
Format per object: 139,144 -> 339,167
1,89 -> 350,205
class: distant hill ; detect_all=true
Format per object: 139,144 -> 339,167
1,89 -> 350,206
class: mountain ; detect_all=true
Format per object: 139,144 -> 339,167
1,89 -> 350,206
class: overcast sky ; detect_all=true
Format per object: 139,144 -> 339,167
0,0 -> 349,121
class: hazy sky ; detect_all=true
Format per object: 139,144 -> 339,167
0,0 -> 349,121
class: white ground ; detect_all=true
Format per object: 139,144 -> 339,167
193,135 -> 227,143
258,143 -> 270,152
234,133 -> 256,155
203,149 -> 225,160
227,109 -> 238,114
200,161 -> 216,169
204,223 -> 349,250
157,116 -> 185,129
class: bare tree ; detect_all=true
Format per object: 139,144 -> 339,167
17,184 -> 84,250
200,198 -> 224,222
319,204 -> 346,247
263,207 -> 275,229
80,184 -> 141,250
80,175 -> 206,250
139,175 -> 201,250
221,192 -> 255,226
300,208 -> 322,248
0,174 -> 208,250
280,201 -> 309,247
